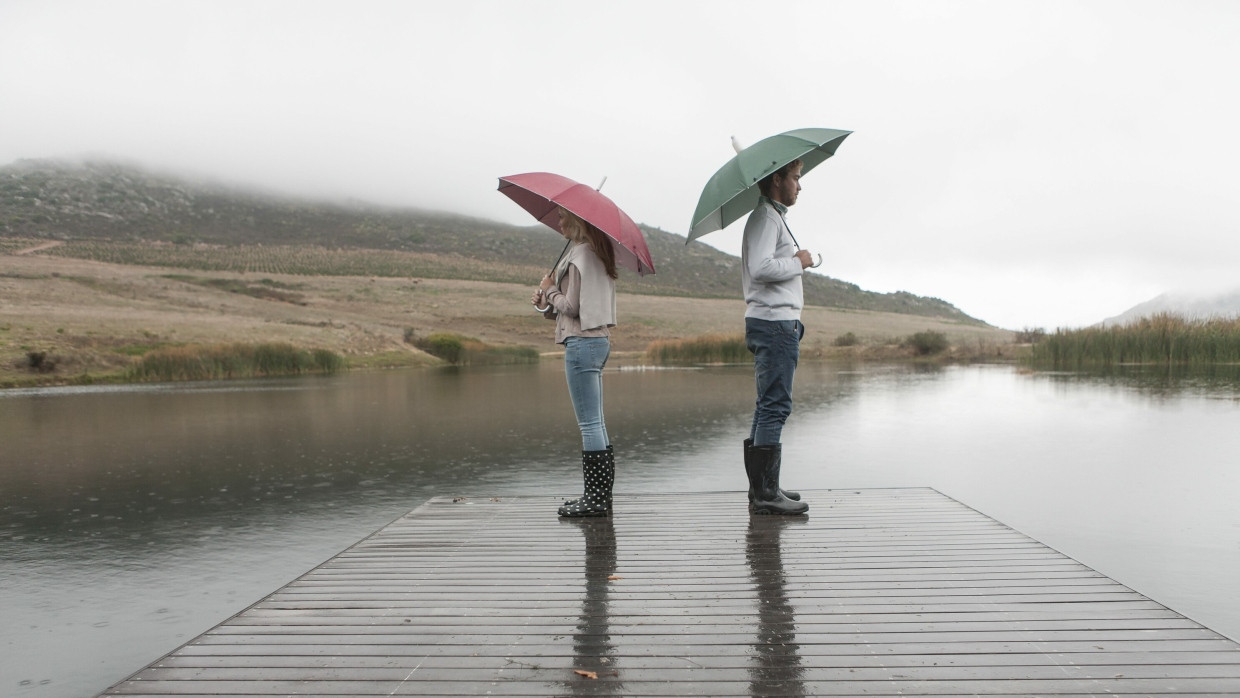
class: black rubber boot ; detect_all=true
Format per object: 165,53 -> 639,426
559,447 -> 613,517
749,444 -> 808,516
745,438 -> 800,503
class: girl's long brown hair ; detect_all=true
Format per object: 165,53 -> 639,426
560,209 -> 618,279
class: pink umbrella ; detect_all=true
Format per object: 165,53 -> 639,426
497,172 -> 656,276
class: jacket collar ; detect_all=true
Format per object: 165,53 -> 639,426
758,195 -> 788,215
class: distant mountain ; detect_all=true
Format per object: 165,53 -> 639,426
0,158 -> 985,324
1102,288 -> 1240,326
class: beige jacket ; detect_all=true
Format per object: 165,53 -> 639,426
543,242 -> 616,344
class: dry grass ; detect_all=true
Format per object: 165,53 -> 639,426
1033,313 -> 1240,367
128,342 -> 343,382
1,251 -> 1016,387
646,333 -> 750,364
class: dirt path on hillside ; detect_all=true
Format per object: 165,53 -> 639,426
14,240 -> 64,255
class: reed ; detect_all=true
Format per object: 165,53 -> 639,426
408,332 -> 538,366
646,333 -> 751,365
127,342 -> 344,382
1032,313 -> 1240,368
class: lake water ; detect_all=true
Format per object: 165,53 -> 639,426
3,361 -> 1239,697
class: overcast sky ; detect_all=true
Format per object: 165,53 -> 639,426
3,0 -> 1238,329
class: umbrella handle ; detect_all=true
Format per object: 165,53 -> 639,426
809,253 -> 823,268
533,304 -> 552,313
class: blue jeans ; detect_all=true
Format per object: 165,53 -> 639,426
746,317 -> 802,446
564,336 -> 611,452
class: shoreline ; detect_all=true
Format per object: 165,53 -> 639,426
0,347 -> 1032,392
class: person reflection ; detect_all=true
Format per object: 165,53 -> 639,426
746,516 -> 807,697
562,517 -> 621,695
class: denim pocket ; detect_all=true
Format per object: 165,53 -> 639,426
567,337 -> 610,371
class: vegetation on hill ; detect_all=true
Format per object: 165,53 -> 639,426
1,158 -> 985,323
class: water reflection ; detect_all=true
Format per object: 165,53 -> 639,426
0,365 -> 761,546
4,361 -> 1240,698
1033,363 -> 1240,401
746,516 -> 806,697
562,517 -> 621,695
0,364 -> 778,697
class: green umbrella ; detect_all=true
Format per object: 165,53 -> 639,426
688,127 -> 852,243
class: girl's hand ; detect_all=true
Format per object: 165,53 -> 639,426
539,274 -> 555,292
531,289 -> 544,306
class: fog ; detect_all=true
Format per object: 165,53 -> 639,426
3,0 -> 1239,328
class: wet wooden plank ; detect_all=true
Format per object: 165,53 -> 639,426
98,488 -> 1240,696
147,650 -> 1240,669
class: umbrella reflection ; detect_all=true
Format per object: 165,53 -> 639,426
561,517 -> 621,695
746,516 -> 807,697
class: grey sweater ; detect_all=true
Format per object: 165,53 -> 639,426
741,199 -> 804,321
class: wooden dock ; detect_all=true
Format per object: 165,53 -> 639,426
101,488 -> 1240,696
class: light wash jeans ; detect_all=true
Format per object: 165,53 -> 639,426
746,317 -> 803,446
564,336 -> 611,452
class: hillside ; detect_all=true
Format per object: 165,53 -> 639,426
1,158 -> 984,323
1102,287 -> 1240,326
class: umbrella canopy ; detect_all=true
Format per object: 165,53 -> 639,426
688,128 -> 852,243
498,172 -> 655,276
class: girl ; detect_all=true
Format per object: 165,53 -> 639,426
533,207 -> 618,517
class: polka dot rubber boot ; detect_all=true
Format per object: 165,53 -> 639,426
559,447 -> 614,517
560,447 -> 613,511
